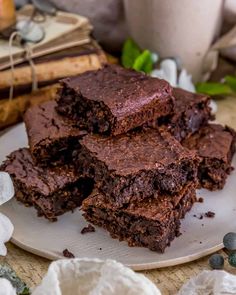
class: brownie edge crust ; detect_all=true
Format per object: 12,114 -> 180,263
24,100 -> 87,167
157,87 -> 213,141
183,124 -> 236,190
82,183 -> 196,252
1,148 -> 94,221
56,64 -> 174,136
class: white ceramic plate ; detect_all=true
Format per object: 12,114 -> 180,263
1,123 -> 236,270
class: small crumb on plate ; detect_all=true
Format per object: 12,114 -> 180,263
205,211 -> 215,218
63,248 -> 75,258
81,224 -> 95,234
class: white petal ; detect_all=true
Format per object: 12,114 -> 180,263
151,59 -> 177,87
151,53 -> 159,63
209,100 -> 218,114
33,258 -> 161,295
0,213 -> 14,256
178,270 -> 236,294
0,172 -> 15,206
0,278 -> 17,295
0,243 -> 7,257
178,69 -> 196,92
150,69 -> 166,79
160,59 -> 177,87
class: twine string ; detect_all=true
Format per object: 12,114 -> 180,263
8,31 -> 21,101
5,29 -> 38,121
3,31 -> 21,122
25,44 -> 38,92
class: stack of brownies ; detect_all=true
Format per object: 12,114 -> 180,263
1,64 -> 236,252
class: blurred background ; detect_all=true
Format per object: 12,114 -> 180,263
1,0 -> 236,130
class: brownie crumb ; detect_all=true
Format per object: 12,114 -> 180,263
81,224 -> 95,234
193,214 -> 203,220
198,197 -> 204,203
205,211 -> 215,218
63,249 -> 75,258
176,231 -> 182,237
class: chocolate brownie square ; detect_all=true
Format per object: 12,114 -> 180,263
56,64 -> 174,135
151,88 -> 213,141
182,124 -> 236,190
1,148 -> 94,221
76,128 -> 199,207
82,183 -> 196,252
24,101 -> 86,167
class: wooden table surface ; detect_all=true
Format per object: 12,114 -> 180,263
1,96 -> 236,294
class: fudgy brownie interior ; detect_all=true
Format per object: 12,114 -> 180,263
82,183 -> 196,252
1,148 -> 94,221
151,88 -> 213,141
77,128 -> 199,207
24,100 -> 87,167
183,124 -> 236,190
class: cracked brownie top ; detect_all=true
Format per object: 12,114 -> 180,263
24,101 -> 86,149
59,64 -> 173,119
182,124 -> 236,162
80,127 -> 198,176
1,148 -> 79,196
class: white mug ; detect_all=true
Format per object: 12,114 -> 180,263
124,0 -> 224,82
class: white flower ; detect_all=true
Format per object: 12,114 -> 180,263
151,58 -> 195,92
151,59 -> 178,87
178,69 -> 195,93
0,172 -> 15,256
178,270 -> 236,294
209,99 -> 218,114
0,172 -> 15,205
151,59 -> 195,92
151,53 -> 159,63
33,258 -> 161,295
151,58 -> 217,115
0,213 -> 14,256
0,278 -> 16,295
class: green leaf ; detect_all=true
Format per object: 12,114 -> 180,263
133,50 -> 153,74
196,82 -> 233,96
121,38 -> 141,68
225,75 -> 236,92
0,264 -> 30,294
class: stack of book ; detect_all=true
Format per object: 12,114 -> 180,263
0,5 -> 107,129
